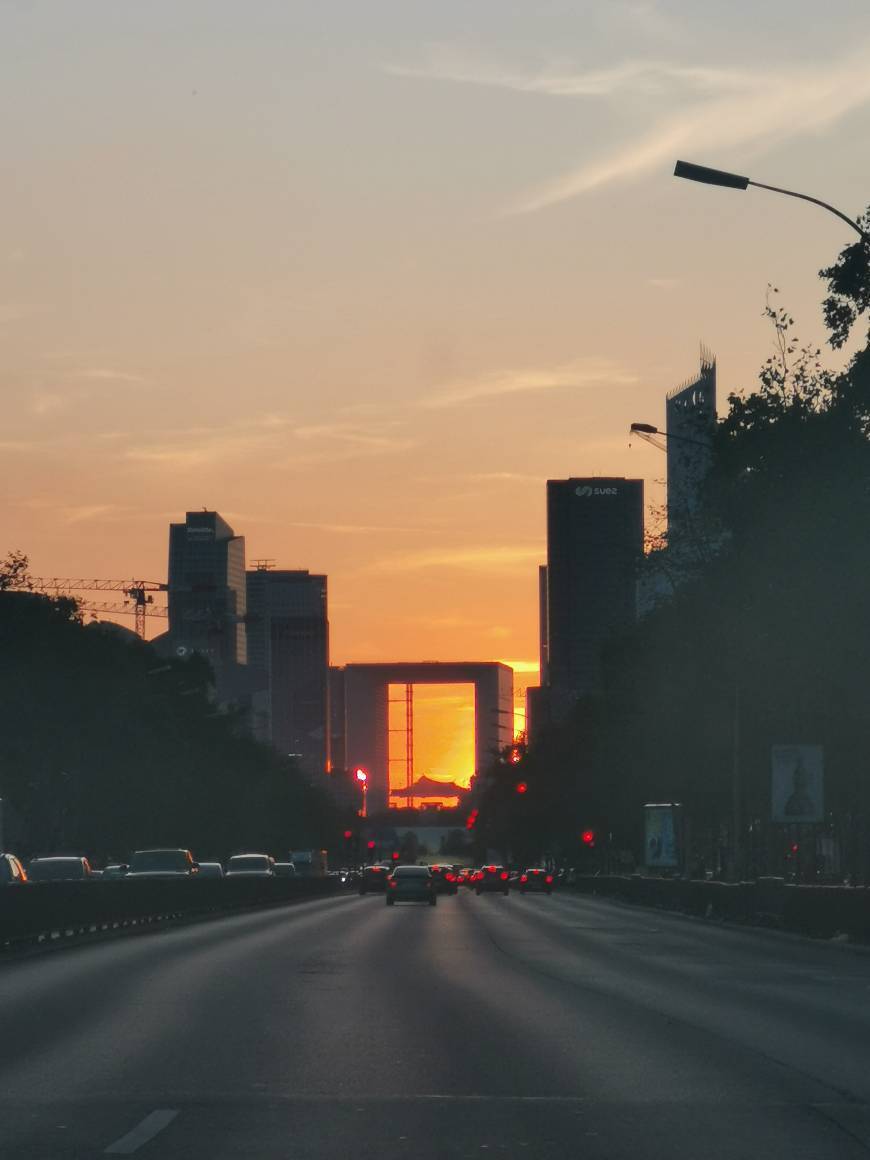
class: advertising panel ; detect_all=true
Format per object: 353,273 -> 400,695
771,745 -> 824,824
644,803 -> 681,869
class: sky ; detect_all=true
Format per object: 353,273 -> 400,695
3,1 -> 870,779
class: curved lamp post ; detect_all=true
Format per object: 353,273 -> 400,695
674,161 -> 870,245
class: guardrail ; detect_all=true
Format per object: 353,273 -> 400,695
570,875 -> 870,942
0,876 -> 341,951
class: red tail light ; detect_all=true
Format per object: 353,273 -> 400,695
445,873 -> 455,882
520,874 -> 528,883
545,875 -> 553,884
389,880 -> 397,888
500,871 -> 509,881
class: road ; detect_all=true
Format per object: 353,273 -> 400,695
3,889 -> 870,1158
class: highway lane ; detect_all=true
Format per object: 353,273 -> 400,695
3,889 -> 870,1157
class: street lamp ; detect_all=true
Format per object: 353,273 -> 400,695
355,767 -> 368,819
674,160 -> 870,244
629,422 -> 711,449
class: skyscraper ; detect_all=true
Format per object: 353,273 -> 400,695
544,477 -> 644,708
246,568 -> 330,778
666,349 -> 716,539
167,510 -> 247,667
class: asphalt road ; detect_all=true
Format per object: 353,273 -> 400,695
4,888 -> 870,1159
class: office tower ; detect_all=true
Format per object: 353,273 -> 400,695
167,510 -> 247,667
545,477 -> 644,707
246,568 -> 329,778
666,349 -> 717,539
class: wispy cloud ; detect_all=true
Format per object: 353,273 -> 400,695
421,358 -> 637,409
370,545 -> 543,574
391,42 -> 870,213
74,367 -> 148,384
124,414 -> 415,470
388,49 -> 751,99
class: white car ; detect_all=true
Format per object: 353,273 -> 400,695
225,853 -> 275,877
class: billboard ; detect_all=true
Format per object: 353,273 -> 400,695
771,745 -> 824,824
644,803 -> 681,869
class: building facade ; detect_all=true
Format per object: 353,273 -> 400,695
666,349 -> 717,539
246,568 -> 329,778
544,477 -> 644,708
167,510 -> 247,668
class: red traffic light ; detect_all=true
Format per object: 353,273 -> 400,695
366,840 -> 376,850
391,851 -> 399,861
343,830 -> 353,840
581,829 -> 596,847
515,781 -> 528,795
466,808 -> 479,830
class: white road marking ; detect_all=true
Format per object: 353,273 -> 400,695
104,1109 -> 178,1154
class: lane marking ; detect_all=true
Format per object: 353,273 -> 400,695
104,1109 -> 178,1154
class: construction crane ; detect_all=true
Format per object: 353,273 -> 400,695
22,578 -> 168,638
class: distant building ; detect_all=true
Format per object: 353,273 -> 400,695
544,477 -> 644,708
166,510 -> 248,668
246,568 -> 329,778
666,349 -> 717,540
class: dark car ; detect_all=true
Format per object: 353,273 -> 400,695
126,849 -> 199,878
359,864 -> 390,894
518,868 -> 554,894
273,862 -> 297,878
0,854 -> 27,885
475,865 -> 510,895
27,856 -> 94,882
386,865 -> 436,906
102,863 -> 129,879
428,864 -> 458,895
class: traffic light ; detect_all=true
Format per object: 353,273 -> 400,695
466,808 -> 479,830
581,829 -> 596,848
391,851 -> 400,862
366,839 -> 376,852
515,781 -> 528,795
343,829 -> 353,841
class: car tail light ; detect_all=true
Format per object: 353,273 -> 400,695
389,880 -> 397,888
520,874 -> 528,883
545,875 -> 553,884
500,871 -> 509,881
445,873 -> 455,882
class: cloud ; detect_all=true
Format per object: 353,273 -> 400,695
63,504 -> 126,524
508,47 -> 870,212
74,367 -> 148,384
392,42 -> 870,213
421,358 -> 637,409
125,415 -> 416,470
388,50 -> 752,100
370,545 -> 543,574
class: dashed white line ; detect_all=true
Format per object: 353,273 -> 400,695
104,1109 -> 178,1154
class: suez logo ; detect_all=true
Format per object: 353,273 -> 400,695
575,485 -> 618,497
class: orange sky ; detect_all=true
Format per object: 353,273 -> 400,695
3,4 -> 869,782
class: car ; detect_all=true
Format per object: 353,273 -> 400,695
427,864 -> 458,895
0,853 -> 27,884
126,849 -> 199,878
518,868 -> 554,894
475,865 -> 510,895
225,853 -> 275,877
386,865 -> 436,906
27,856 -> 94,882
273,862 -> 297,878
359,864 -> 390,894
197,862 -> 224,879
102,863 -> 129,879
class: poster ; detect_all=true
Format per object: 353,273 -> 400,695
644,803 -> 681,869
771,745 -> 824,824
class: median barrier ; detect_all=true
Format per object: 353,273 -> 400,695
569,875 -> 870,941
0,875 -> 340,950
